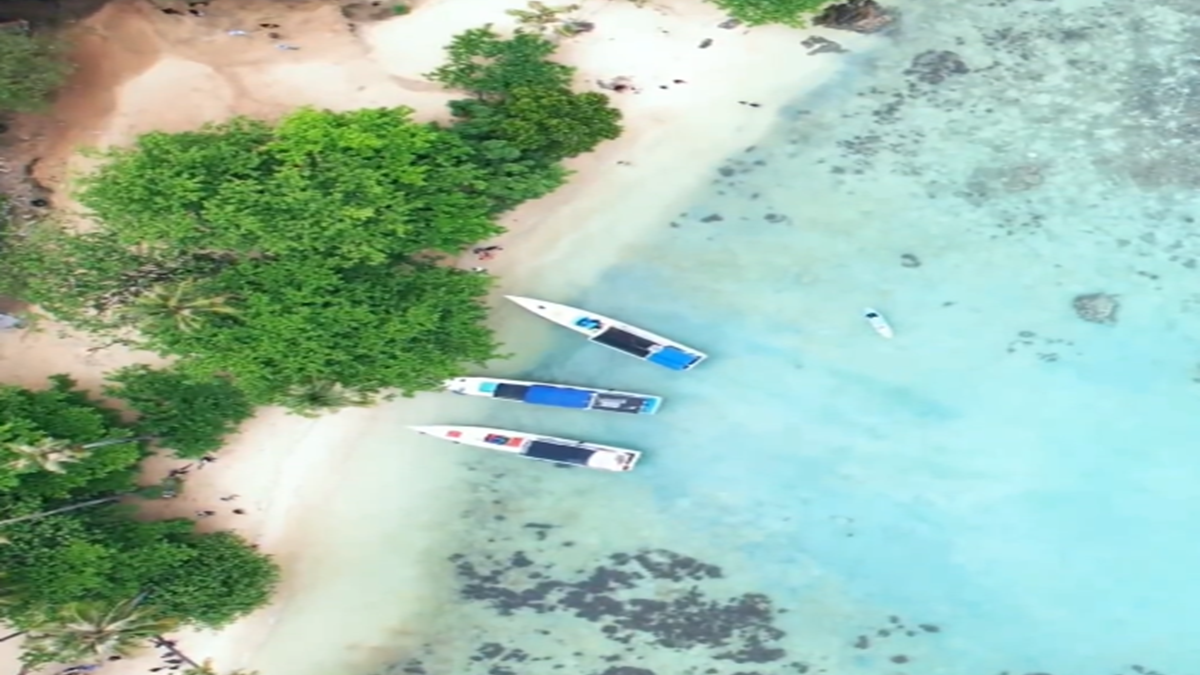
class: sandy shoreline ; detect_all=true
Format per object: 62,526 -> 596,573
0,0 -> 876,673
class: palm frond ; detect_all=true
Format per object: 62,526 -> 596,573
22,599 -> 178,664
5,437 -> 87,474
126,279 -> 239,333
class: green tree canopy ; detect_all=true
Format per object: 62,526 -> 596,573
151,259 -> 499,403
77,109 -> 512,267
432,28 -> 620,164
0,378 -> 278,637
139,530 -> 277,626
707,0 -> 831,27
103,366 -> 254,458
449,86 -> 622,162
0,514 -> 277,630
18,597 -> 177,667
0,224 -> 235,332
427,26 -> 573,97
0,375 -> 139,497
0,28 -> 71,113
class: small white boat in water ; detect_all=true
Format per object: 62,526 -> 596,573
863,308 -> 894,339
505,295 -> 707,371
446,377 -> 663,414
410,425 -> 641,472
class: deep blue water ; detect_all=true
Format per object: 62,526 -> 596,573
390,0 -> 1200,673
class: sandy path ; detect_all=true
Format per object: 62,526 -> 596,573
0,0 -> 878,673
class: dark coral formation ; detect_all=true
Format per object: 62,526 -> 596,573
815,0 -> 897,33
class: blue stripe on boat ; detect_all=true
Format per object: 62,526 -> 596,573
523,385 -> 594,409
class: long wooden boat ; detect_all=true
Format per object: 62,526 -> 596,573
505,295 -> 707,371
410,425 -> 641,472
445,377 -> 663,414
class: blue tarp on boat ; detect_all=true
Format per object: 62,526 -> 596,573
647,346 -> 699,371
523,385 -> 594,409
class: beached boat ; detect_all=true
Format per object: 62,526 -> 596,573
445,377 -> 663,414
410,425 -> 641,472
864,308 -> 894,339
505,296 -> 707,371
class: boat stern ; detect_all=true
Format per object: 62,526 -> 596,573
639,397 -> 664,414
618,450 -> 642,471
586,448 -> 642,472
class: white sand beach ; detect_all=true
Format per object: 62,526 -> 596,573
0,0 -> 875,673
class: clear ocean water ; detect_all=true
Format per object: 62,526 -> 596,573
389,0 -> 1200,673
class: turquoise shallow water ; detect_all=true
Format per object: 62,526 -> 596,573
389,1 -> 1200,673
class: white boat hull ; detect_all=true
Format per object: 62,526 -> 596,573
445,377 -> 662,414
864,308 -> 894,339
410,425 -> 641,472
506,295 -> 707,371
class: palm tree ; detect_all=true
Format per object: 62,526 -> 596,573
0,473 -> 177,528
5,438 -> 89,474
4,436 -> 156,474
127,280 -> 239,333
278,381 -> 373,417
20,598 -> 178,666
0,495 -> 126,528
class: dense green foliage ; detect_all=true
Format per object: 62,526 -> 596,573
0,226 -> 230,333
77,110 -> 512,266
0,28 -> 71,113
431,27 -> 622,163
2,27 -> 619,408
18,598 -> 177,666
0,375 -> 139,495
449,87 -> 622,161
428,27 -> 572,97
708,0 -> 831,26
0,377 -> 278,654
154,259 -> 499,402
103,366 -> 254,458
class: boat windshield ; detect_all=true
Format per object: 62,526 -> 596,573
591,327 -> 657,357
524,440 -> 594,466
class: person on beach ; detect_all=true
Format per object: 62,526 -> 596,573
219,494 -> 239,501
233,508 -> 246,515
198,455 -> 216,468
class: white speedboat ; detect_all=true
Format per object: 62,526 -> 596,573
505,296 -> 707,371
446,377 -> 663,414
864,308 -> 894,339
410,425 -> 641,472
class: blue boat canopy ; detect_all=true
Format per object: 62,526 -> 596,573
647,346 -> 699,371
523,385 -> 593,409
